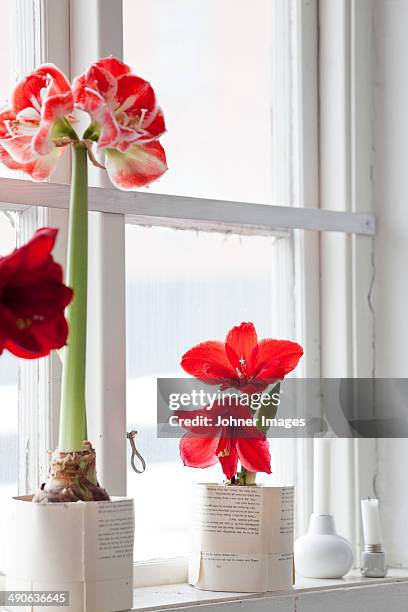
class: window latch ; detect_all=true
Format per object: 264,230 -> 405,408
126,430 -> 146,474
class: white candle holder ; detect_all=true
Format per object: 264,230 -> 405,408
361,544 -> 387,578
294,513 -> 354,579
360,498 -> 387,577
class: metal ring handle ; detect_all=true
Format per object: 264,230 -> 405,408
127,430 -> 146,474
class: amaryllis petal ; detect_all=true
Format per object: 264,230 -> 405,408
85,65 -> 118,100
225,322 -> 258,375
0,64 -> 75,180
0,108 -> 16,136
236,437 -> 271,474
178,323 -> 301,479
31,64 -> 71,97
72,74 -> 95,110
1,135 -> 36,163
142,107 -> 166,139
0,145 -> 22,170
252,339 -> 304,379
0,228 -> 73,359
179,433 -> 220,469
93,57 -> 131,79
115,74 -> 156,114
181,340 -> 237,382
0,309 -> 69,359
32,124 -> 54,156
11,147 -> 65,182
1,227 -> 57,275
174,407 -> 223,435
2,282 -> 73,319
11,64 -> 72,113
73,56 -> 167,189
176,400 -> 271,479
73,80 -> 120,148
91,100 -> 119,149
239,378 -> 279,395
12,73 -> 46,114
181,322 -> 303,392
41,90 -> 74,123
104,141 -> 167,190
216,438 -> 238,480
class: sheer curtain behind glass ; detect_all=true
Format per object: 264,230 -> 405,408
126,226 -> 295,561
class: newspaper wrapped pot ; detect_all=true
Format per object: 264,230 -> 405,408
189,484 -> 294,593
4,496 -> 134,612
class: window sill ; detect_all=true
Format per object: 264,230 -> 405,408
132,570 -> 408,611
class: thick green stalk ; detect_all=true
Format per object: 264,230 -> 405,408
59,143 -> 88,452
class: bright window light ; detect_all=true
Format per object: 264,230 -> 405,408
125,224 -> 295,561
0,212 -> 18,539
0,0 -> 17,179
123,0 -> 275,204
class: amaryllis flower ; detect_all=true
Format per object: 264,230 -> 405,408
181,322 -> 303,394
176,401 -> 271,480
0,64 -> 75,180
0,228 -> 73,358
73,57 -> 167,190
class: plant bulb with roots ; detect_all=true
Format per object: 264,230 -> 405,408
33,441 -> 110,503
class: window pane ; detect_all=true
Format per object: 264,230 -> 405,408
0,1 -> 17,179
123,0 -> 289,205
0,0 -> 14,102
0,212 -> 18,545
126,224 -> 295,561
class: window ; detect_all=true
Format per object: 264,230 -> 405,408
123,0 -> 277,204
0,1 -> 17,179
121,0 -> 319,564
0,0 -> 378,589
0,1 -> 15,103
0,213 -> 18,530
125,224 -> 294,560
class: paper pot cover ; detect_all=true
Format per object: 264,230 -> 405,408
4,496 -> 134,612
189,484 -> 294,593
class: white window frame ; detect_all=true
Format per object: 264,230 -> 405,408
0,0 -> 379,586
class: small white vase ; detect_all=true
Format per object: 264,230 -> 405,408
294,514 -> 353,579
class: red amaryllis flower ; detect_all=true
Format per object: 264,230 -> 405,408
0,64 -> 75,180
176,401 -> 271,480
73,57 -> 167,190
181,322 -> 303,394
0,228 -> 73,358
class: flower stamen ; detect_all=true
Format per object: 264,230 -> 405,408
16,318 -> 32,330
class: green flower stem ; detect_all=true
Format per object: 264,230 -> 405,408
59,143 -> 88,452
237,469 -> 257,485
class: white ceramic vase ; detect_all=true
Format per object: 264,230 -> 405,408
294,514 -> 353,579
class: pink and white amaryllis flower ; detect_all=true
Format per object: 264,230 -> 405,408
73,57 -> 167,190
0,64 -> 75,180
